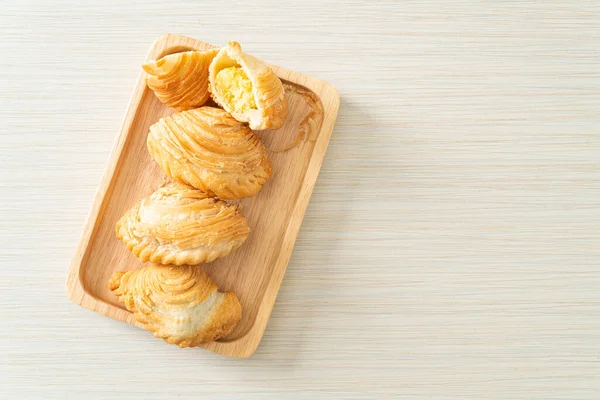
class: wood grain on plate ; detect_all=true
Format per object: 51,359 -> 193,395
66,34 -> 340,358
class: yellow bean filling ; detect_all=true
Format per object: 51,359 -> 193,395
214,67 -> 257,113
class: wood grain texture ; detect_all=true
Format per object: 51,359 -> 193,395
1,0 -> 599,398
66,34 -> 340,358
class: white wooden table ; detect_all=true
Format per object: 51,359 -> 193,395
1,1 -> 599,398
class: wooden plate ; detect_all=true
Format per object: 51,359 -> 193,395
66,34 -> 340,358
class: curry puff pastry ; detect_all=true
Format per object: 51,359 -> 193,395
109,264 -> 242,347
209,41 -> 288,130
147,106 -> 272,199
116,183 -> 250,265
142,49 -> 219,111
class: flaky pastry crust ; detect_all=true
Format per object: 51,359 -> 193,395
109,264 -> 242,347
143,49 -> 219,111
209,41 -> 288,130
147,107 -> 272,199
116,182 -> 250,265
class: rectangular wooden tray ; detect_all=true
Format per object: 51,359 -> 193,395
66,34 -> 340,358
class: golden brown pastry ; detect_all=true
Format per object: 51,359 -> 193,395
116,183 -> 250,265
109,264 -> 241,347
147,106 -> 272,199
209,41 -> 288,130
142,49 -> 219,111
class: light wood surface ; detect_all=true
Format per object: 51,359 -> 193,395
67,34 -> 340,358
1,0 -> 600,398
